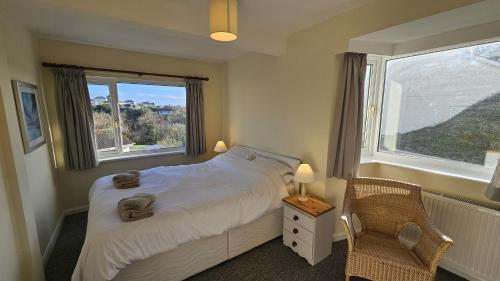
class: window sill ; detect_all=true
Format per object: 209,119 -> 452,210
361,153 -> 492,184
98,147 -> 185,163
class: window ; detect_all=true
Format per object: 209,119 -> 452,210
88,78 -> 186,159
361,64 -> 372,148
363,41 -> 500,180
362,57 -> 382,152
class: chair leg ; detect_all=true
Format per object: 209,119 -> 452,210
345,274 -> 350,281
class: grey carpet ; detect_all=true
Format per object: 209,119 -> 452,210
45,212 -> 466,281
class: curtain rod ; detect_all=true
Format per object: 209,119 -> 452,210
41,62 -> 209,81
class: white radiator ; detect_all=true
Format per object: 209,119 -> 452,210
420,191 -> 500,281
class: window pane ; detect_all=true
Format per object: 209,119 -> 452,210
362,64 -> 372,148
379,41 -> 500,168
116,83 -> 186,152
88,84 -> 116,152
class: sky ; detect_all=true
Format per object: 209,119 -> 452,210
88,82 -> 186,106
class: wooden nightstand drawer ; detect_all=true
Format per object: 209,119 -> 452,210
284,205 -> 315,231
284,218 -> 314,246
283,230 -> 313,264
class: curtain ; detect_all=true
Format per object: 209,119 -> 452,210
54,67 -> 98,170
185,79 -> 206,156
327,52 -> 367,179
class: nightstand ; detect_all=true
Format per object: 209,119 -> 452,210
282,194 -> 335,265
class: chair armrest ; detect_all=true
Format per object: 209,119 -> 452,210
340,212 -> 356,252
414,218 -> 453,272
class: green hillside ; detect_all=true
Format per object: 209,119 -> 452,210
397,93 -> 500,165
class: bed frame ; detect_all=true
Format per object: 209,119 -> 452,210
113,207 -> 283,281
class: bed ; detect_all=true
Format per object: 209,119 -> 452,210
72,145 -> 300,281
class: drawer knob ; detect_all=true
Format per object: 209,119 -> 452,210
293,228 -> 298,234
292,241 -> 297,247
293,215 -> 299,221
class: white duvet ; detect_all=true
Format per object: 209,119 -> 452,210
72,153 -> 289,281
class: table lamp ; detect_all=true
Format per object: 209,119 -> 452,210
294,164 -> 315,201
485,159 -> 500,202
214,140 -> 228,154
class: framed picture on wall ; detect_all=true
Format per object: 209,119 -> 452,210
11,80 -> 46,153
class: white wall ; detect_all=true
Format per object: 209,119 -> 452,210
0,7 -> 60,280
392,20 -> 500,55
0,124 -> 24,281
1,14 -> 61,257
225,0 -> 487,238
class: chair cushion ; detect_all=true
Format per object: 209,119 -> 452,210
347,231 -> 432,281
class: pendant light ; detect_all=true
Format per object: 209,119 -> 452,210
209,0 -> 238,42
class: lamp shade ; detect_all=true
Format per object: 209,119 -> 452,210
209,0 -> 238,42
214,140 -> 228,153
294,164 -> 315,183
485,159 -> 500,202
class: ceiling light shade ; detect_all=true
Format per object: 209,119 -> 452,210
209,0 -> 238,42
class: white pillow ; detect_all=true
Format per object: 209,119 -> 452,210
285,182 -> 296,195
226,146 -> 257,161
256,155 -> 293,176
242,146 -> 301,172
282,173 -> 294,184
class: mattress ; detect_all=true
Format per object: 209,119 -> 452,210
72,153 -> 290,281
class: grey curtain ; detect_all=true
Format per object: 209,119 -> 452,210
327,52 -> 367,179
185,79 -> 206,156
54,68 -> 98,170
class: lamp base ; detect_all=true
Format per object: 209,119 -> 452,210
298,183 -> 308,201
298,195 -> 309,202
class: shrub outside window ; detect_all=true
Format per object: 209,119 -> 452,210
87,78 -> 186,160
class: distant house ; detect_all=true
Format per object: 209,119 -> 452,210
137,101 -> 155,108
91,96 -> 108,106
158,105 -> 173,116
119,100 -> 135,108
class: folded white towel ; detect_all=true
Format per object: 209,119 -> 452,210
118,193 -> 156,222
113,170 -> 141,189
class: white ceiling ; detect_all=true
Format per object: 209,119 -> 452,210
353,0 -> 500,44
5,0 -> 371,62
347,0 -> 500,57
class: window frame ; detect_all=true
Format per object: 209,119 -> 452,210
361,55 -> 385,155
87,76 -> 187,161
362,44 -> 498,182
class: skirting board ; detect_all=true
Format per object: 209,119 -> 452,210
64,205 -> 89,216
332,233 -> 479,281
42,213 -> 64,267
42,205 -> 89,266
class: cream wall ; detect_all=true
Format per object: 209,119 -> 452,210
38,39 -> 226,209
0,153 -> 22,281
1,14 -> 61,258
225,0 -> 486,237
0,8 -> 53,281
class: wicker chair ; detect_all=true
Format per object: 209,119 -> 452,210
341,177 -> 453,281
